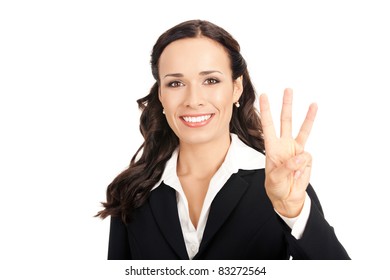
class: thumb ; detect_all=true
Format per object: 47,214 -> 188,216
267,153 -> 310,185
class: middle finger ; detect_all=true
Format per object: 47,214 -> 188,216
281,88 -> 293,138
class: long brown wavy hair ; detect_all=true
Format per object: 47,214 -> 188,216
97,20 -> 265,223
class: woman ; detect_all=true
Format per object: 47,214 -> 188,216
97,19 -> 349,260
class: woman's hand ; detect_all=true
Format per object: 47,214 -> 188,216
259,88 -> 318,218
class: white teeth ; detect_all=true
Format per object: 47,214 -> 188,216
182,114 -> 212,123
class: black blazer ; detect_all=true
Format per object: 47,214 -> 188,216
108,169 -> 350,260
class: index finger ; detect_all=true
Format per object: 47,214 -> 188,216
259,94 -> 277,143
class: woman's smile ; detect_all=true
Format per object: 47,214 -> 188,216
180,113 -> 215,127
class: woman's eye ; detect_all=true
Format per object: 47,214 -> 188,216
167,81 -> 184,88
204,78 -> 219,85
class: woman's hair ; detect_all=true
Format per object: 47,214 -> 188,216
97,20 -> 264,223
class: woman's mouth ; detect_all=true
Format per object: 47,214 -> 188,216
180,114 -> 214,127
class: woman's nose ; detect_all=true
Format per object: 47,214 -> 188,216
183,84 -> 205,108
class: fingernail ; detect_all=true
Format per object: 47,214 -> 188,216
294,170 -> 301,180
295,156 -> 301,164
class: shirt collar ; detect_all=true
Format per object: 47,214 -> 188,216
151,134 -> 265,192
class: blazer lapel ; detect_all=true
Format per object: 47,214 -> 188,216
149,183 -> 189,260
196,172 -> 250,256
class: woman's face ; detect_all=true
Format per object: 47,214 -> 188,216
158,37 -> 243,146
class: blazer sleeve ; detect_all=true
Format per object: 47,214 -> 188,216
107,216 -> 132,260
279,185 -> 351,260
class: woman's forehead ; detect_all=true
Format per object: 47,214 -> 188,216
158,37 -> 231,77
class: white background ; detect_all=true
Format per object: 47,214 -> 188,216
1,0 -> 389,279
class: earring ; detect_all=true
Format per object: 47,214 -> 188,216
162,109 -> 165,114
234,101 -> 240,108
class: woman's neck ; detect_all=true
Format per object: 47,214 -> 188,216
177,133 -> 231,179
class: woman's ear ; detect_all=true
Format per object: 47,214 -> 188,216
233,76 -> 243,102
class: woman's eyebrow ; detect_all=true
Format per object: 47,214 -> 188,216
163,73 -> 183,79
199,70 -> 223,76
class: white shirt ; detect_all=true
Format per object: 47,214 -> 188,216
151,134 -> 311,259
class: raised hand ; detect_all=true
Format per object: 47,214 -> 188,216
259,88 -> 318,218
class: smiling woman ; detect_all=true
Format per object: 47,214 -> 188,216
96,19 -> 350,260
